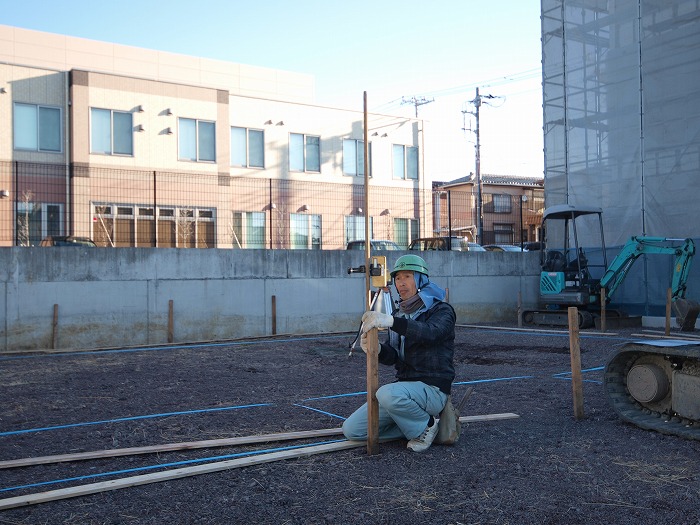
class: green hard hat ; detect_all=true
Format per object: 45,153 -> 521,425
391,254 -> 429,278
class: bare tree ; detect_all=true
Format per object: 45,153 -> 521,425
176,209 -> 195,248
17,191 -> 36,246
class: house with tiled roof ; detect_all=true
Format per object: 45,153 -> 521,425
431,173 -> 544,246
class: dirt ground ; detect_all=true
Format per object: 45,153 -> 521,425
2,323 -> 700,525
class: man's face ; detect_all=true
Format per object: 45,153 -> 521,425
394,270 -> 418,300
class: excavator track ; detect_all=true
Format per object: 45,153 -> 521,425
604,342 -> 700,440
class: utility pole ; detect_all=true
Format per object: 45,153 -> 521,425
401,96 -> 434,117
464,88 -> 496,245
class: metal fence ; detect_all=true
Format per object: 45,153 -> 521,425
0,161 -> 543,249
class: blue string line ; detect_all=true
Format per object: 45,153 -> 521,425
454,375 -> 535,385
293,404 -> 346,421
552,366 -> 604,377
0,403 -> 272,437
0,439 -> 347,494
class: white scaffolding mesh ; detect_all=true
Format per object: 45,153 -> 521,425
541,0 -> 700,315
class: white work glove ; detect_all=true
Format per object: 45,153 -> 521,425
361,311 -> 394,333
360,331 -> 369,353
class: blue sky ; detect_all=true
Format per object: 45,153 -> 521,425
1,0 -> 544,180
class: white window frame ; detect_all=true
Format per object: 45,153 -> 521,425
13,103 -> 62,153
290,213 -> 322,250
392,144 -> 419,180
231,211 -> 266,249
178,118 -> 216,162
93,203 -> 215,248
289,133 -> 321,173
344,215 -> 374,245
16,201 -> 63,246
342,139 -> 373,177
90,108 -> 134,156
231,127 -> 264,168
393,217 -> 419,248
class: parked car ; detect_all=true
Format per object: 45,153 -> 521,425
522,242 -> 542,252
483,244 -> 524,252
39,236 -> 96,247
408,237 -> 486,252
346,239 -> 401,250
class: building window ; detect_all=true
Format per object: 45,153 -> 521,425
16,201 -> 62,246
231,127 -> 264,168
484,194 -> 512,214
290,133 -> 320,172
343,139 -> 370,176
93,204 -> 215,248
90,108 -> 133,155
344,215 -> 374,245
393,218 -> 419,248
179,118 -> 215,162
392,145 -> 418,180
494,223 -> 514,244
290,213 -> 321,249
231,211 -> 266,249
13,103 -> 62,153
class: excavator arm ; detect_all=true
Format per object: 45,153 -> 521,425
599,236 -> 699,330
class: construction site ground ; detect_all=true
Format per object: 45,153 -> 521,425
2,323 -> 700,524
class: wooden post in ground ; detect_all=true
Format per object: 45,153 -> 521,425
600,287 -> 606,333
517,291 -> 522,328
665,288 -> 672,336
51,304 -> 59,349
167,300 -> 174,343
567,307 -> 585,420
271,295 -> 277,335
366,327 -> 379,455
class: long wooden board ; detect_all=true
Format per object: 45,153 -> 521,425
1,414 -> 519,470
0,428 -> 343,470
457,324 -> 619,336
0,440 -> 364,510
0,413 -> 519,510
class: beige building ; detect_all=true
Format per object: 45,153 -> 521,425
0,25 -> 432,249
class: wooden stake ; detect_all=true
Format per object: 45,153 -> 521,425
271,295 -> 277,335
600,287 -> 606,332
366,328 -> 379,455
568,307 -> 584,420
51,304 -> 58,349
665,287 -> 672,336
167,300 -> 174,343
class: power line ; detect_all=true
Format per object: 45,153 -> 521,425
400,96 -> 435,117
371,66 -> 540,112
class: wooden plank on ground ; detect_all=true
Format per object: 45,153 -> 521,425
457,324 -> 619,336
0,441 -> 365,511
0,428 -> 343,470
0,412 -> 520,510
0,413 -> 520,470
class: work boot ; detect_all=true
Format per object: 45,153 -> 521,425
407,417 -> 439,452
435,395 -> 461,445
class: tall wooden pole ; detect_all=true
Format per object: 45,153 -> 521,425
364,91 -> 379,455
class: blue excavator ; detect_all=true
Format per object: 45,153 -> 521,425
524,204 -> 700,439
523,204 -> 700,331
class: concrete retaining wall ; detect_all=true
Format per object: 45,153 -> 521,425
0,248 -> 542,351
